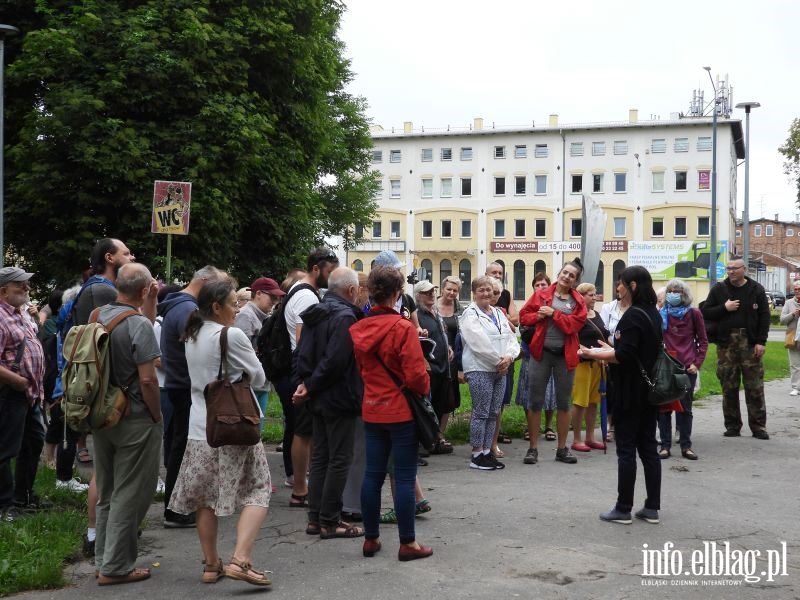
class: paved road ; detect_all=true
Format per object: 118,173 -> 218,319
19,378 -> 800,600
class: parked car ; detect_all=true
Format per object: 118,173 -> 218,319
768,291 -> 786,307
765,293 -> 776,311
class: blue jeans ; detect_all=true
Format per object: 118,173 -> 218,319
362,421 -> 417,545
657,372 -> 696,450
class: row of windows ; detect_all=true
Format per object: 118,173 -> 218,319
372,136 -> 713,164
357,216 -> 711,240
748,225 -> 797,237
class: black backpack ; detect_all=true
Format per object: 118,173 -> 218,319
255,283 -> 316,379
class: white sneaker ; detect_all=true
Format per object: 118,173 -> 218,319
790,389 -> 799,396
56,478 -> 89,493
155,478 -> 166,494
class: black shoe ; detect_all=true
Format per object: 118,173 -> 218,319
341,511 -> 363,522
599,507 -> 632,524
1,506 -> 21,523
82,534 -> 95,558
752,430 -> 770,440
416,456 -> 429,467
164,511 -> 197,528
523,447 -> 538,464
14,493 -> 53,512
468,453 -> 495,470
486,453 -> 506,470
723,429 -> 741,437
555,447 -> 577,464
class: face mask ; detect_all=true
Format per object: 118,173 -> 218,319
665,292 -> 682,307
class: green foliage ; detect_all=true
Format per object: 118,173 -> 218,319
779,117 -> 800,203
1,0 -> 377,287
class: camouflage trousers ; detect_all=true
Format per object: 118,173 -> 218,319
716,330 -> 767,433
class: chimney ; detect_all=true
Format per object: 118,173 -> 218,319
403,121 -> 413,133
549,114 -> 558,127
473,117 -> 483,131
775,213 -> 779,222
629,109 -> 639,123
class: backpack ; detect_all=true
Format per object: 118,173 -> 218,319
61,307 -> 139,432
255,283 -> 316,379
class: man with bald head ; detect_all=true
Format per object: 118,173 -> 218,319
93,263 -> 162,585
292,267 -> 365,538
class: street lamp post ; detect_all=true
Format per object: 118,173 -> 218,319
704,66 -> 719,285
735,101 -> 761,269
0,24 -> 20,269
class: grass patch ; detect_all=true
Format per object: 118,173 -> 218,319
0,468 -> 86,596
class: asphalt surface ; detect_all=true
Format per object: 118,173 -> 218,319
18,377 -> 800,600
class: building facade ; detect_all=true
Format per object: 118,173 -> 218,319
735,216 -> 800,292
348,111 -> 744,302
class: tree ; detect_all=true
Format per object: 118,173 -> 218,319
1,0 -> 377,288
779,118 -> 800,204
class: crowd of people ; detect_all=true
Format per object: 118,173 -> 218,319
0,237 -> 776,586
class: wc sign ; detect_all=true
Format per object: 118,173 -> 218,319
151,180 -> 191,235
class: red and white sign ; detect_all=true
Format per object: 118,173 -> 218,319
151,180 -> 191,235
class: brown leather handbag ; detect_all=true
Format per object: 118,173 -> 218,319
204,327 -> 261,448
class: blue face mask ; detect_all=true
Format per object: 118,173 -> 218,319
665,292 -> 682,307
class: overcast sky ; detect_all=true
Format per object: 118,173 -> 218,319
340,0 -> 799,222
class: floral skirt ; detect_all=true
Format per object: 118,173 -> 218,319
168,439 -> 271,517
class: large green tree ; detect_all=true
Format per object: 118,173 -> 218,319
1,0 -> 376,287
779,118 -> 800,204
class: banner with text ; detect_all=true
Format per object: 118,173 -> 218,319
628,240 -> 728,280
151,180 -> 191,235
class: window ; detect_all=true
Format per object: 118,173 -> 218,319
592,141 -> 606,156
613,140 -> 628,155
389,149 -> 401,163
754,225 -> 762,237
652,171 -> 665,192
441,177 -> 452,197
592,173 -> 604,193
354,223 -> 364,238
371,150 -> 382,163
515,175 -> 526,195
421,178 -> 432,198
766,225 -> 774,237
460,147 -> 473,160
698,169 -> 710,190
570,142 -> 584,157
652,217 -> 664,237
374,179 -> 383,198
614,172 -> 626,193
441,220 -> 452,238
494,146 -> 506,158
420,259 -> 433,283
515,145 -> 527,159
440,259 -> 452,282
352,259 -> 363,272
494,219 -> 506,238
421,148 -> 433,162
614,217 -> 626,237
571,174 -> 582,193
495,176 -> 506,195
372,221 -> 382,238
675,217 -> 687,237
421,220 -> 432,238
535,175 -> 547,195
441,147 -> 452,161
535,219 -> 546,237
534,144 -> 548,158
651,139 -> 666,153
787,228 -> 795,237
697,136 -> 712,151
571,219 -> 582,237
674,137 -> 689,152
514,219 -> 526,237
735,229 -> 742,238
595,260 -> 604,296
698,216 -> 710,236
458,259 -> 472,301
461,220 -> 472,238
675,170 -> 687,191
512,260 -> 526,301
390,220 -> 400,239
461,177 -> 472,196
390,179 -> 401,198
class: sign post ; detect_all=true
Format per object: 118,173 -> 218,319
151,180 -> 191,281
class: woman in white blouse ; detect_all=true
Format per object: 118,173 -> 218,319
168,279 -> 272,586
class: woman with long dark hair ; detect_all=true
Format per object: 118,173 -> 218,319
168,279 -> 272,585
579,266 -> 662,525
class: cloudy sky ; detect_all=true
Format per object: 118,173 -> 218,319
340,0 -> 799,221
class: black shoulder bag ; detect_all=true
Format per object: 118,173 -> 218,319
631,307 -> 691,406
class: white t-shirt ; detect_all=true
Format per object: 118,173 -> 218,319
283,283 -> 319,350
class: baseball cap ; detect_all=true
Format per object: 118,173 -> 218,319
374,250 -> 405,269
0,267 -> 34,286
251,277 -> 286,297
414,280 -> 436,294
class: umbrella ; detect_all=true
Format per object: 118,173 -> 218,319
599,365 -> 608,454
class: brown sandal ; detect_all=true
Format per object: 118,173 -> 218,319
97,567 -> 151,586
319,521 -> 364,539
202,559 -> 224,584
224,558 -> 271,586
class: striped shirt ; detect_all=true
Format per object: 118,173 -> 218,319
0,301 -> 45,400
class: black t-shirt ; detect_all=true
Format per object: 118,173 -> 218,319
496,289 -> 511,312
726,284 -> 750,330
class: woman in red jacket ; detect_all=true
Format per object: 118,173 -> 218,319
519,261 -> 587,465
349,266 -> 433,562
